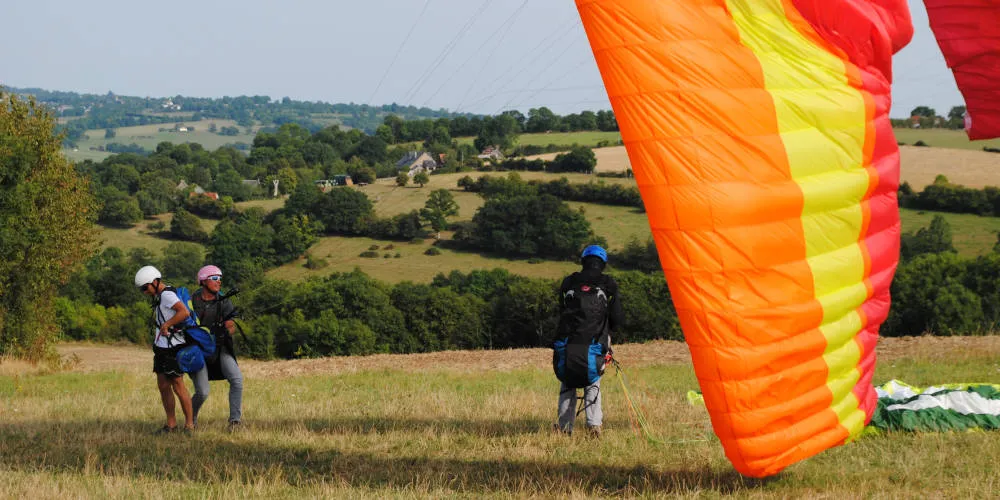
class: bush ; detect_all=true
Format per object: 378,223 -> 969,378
359,250 -> 379,258
304,253 -> 329,269
424,247 -> 441,256
169,208 -> 208,242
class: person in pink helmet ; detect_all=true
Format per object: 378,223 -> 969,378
190,264 -> 245,432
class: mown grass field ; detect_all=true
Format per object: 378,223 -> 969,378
63,120 -> 259,163
1,336 -> 998,497
894,128 -> 1000,151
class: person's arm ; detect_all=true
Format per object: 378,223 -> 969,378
557,276 -> 569,310
221,299 -> 237,335
160,302 -> 190,335
607,277 -> 624,334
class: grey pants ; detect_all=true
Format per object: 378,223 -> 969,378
557,378 -> 602,432
191,351 -> 244,424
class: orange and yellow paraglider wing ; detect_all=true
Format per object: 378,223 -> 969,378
575,0 -> 912,477
924,0 -> 1000,140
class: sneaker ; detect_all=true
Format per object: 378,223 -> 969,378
152,425 -> 176,435
227,421 -> 242,433
181,426 -> 194,436
587,425 -> 602,438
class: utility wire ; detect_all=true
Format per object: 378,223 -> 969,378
456,19 -> 581,113
439,0 -> 531,109
400,0 -> 495,106
367,0 -> 434,107
497,50 -> 591,114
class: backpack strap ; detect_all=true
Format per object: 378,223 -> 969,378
153,286 -> 185,348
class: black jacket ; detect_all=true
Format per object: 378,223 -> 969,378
556,267 -> 623,345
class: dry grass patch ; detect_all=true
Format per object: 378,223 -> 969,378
527,145 -> 633,173
50,335 -> 1000,379
899,145 -> 1000,189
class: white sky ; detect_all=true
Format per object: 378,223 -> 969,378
0,0 -> 963,118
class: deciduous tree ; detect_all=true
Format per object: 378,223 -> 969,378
0,92 -> 99,360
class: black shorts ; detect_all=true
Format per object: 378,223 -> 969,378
153,346 -> 184,378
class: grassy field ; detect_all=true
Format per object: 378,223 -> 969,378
268,235 -> 580,284
63,120 -> 259,163
894,128 -> 1000,151
899,209 -> 1000,257
1,336 -> 998,497
98,213 -> 220,254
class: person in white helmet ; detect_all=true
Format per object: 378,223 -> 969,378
135,265 -> 195,435
191,264 -> 245,432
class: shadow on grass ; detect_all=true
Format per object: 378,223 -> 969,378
259,415 -> 552,437
0,418 -> 764,495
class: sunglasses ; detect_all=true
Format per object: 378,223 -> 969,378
206,275 -> 222,281
137,283 -> 151,291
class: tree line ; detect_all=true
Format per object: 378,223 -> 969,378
899,175 -> 1000,217
889,105 -> 968,130
12,86 -> 619,147
55,220 -> 1000,360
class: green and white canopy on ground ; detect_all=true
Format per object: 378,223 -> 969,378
686,380 -> 1000,433
867,380 -> 1000,433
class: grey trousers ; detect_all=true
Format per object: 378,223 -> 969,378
191,351 -> 244,424
557,378 -> 602,432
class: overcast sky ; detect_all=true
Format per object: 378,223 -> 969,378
0,0 -> 963,118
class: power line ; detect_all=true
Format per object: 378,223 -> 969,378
456,20 -> 582,113
367,0 -> 434,107
400,0 -> 495,106
437,0 -> 531,109
497,48 -> 591,114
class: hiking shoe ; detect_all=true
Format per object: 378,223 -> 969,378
181,426 -> 195,436
552,423 -> 572,436
587,425 -> 602,438
227,421 -> 242,433
152,425 -> 176,435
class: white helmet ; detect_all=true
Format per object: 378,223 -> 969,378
134,265 -> 162,288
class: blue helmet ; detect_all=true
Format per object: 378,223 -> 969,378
581,245 -> 607,263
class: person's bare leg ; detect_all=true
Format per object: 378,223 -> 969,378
171,378 -> 195,430
157,374 -> 177,429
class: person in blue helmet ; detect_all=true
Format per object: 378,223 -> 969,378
552,244 -> 624,437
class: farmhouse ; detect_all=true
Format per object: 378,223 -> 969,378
396,151 -> 437,176
477,145 -> 504,161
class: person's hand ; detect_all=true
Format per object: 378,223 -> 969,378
159,323 -> 171,337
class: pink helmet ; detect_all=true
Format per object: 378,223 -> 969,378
197,265 -> 223,283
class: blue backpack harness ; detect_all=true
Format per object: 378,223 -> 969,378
552,281 -> 611,388
155,286 -> 217,374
